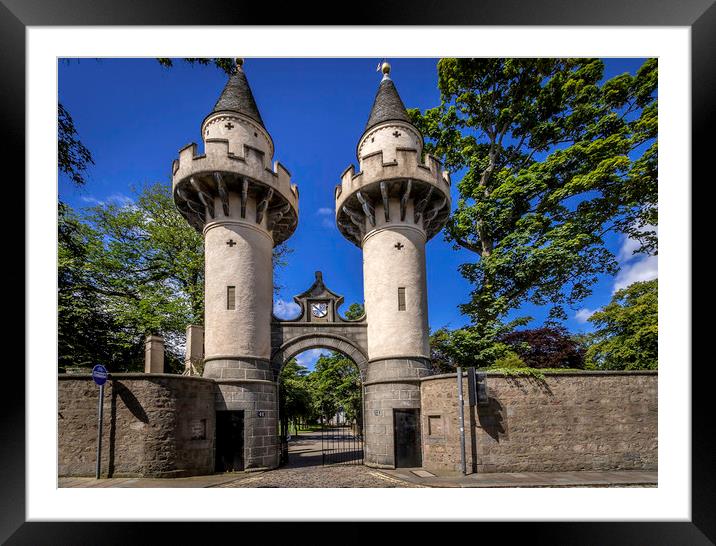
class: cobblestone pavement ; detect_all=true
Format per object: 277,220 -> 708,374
214,429 -> 423,488
213,465 -> 424,488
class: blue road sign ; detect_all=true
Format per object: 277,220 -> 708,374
92,364 -> 108,386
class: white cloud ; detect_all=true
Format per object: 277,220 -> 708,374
315,208 -> 335,229
575,308 -> 596,323
107,193 -> 134,206
79,193 -> 134,207
618,235 -> 642,262
612,228 -> 658,292
618,224 -> 657,262
273,298 -> 301,320
295,348 -> 331,370
80,195 -> 103,205
614,254 -> 658,292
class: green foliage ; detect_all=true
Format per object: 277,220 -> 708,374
59,183 -> 204,372
492,351 -> 525,369
429,316 -> 530,372
58,103 -> 93,186
58,202 -> 132,370
484,367 -> 547,380
307,353 -> 362,424
410,58 -> 658,332
157,57 -> 236,75
585,279 -> 658,370
279,352 -> 364,430
279,358 -> 314,427
343,302 -> 365,320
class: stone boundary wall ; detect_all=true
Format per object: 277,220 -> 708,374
59,374 -> 216,478
420,371 -> 657,474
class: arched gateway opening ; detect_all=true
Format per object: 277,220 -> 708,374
277,346 -> 365,467
271,272 -> 368,468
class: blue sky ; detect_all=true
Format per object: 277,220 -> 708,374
58,58 -> 657,369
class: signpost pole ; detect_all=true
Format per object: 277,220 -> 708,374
96,382 -> 104,479
457,367 -> 467,475
92,364 -> 109,479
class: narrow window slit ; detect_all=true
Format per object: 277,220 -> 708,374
398,287 -> 406,311
227,286 -> 236,310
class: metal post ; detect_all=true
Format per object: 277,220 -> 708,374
95,382 -> 105,479
457,367 -> 467,475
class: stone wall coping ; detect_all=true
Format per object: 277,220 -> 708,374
421,370 -> 658,382
58,373 -> 216,384
57,374 -> 285,387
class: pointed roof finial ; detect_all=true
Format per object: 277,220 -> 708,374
235,58 -> 244,69
381,61 -> 391,78
365,61 -> 410,131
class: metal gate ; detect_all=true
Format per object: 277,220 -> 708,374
321,416 -> 364,466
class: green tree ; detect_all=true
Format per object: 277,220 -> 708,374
411,58 -> 657,346
429,322 -> 519,372
278,358 -> 314,432
343,302 -> 365,320
308,353 -> 362,425
58,103 -> 93,187
585,279 -> 658,370
157,57 -> 236,76
58,183 -> 204,372
58,202 -> 130,371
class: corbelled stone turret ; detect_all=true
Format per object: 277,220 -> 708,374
173,59 -> 298,243
172,59 -> 298,470
336,65 -> 450,248
335,62 -> 451,469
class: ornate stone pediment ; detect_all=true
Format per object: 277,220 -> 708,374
276,271 -> 363,323
290,271 -> 341,323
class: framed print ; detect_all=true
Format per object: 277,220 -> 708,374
5,0 -> 712,543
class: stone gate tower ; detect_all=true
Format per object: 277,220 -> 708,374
336,62 -> 451,468
172,59 -> 298,470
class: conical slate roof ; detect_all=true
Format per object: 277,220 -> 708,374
212,63 -> 265,127
365,75 -> 411,131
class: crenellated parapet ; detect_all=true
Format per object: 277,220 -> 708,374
172,139 -> 299,245
335,146 -> 451,247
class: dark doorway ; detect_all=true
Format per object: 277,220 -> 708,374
394,409 -> 422,468
215,410 -> 244,472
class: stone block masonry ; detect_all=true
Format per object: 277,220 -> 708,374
59,374 -> 216,478
214,379 -> 279,470
420,371 -> 657,474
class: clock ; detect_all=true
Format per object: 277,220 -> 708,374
311,302 -> 328,318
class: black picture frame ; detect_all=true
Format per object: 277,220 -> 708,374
4,0 -> 710,543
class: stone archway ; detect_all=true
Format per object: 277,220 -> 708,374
269,271 -> 368,379
270,273 -> 368,468
273,335 -> 367,468
271,332 -> 368,380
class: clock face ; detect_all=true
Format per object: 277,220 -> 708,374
311,302 -> 328,318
